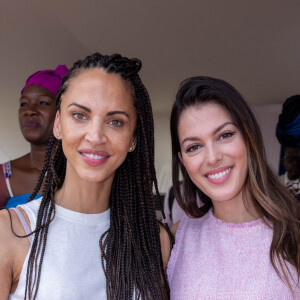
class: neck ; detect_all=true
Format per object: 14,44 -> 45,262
55,171 -> 112,214
212,190 -> 259,223
29,144 -> 48,171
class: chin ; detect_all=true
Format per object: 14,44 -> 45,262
80,173 -> 105,183
23,133 -> 47,143
209,191 -> 239,203
80,170 -> 115,184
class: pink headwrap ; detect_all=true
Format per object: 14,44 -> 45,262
21,65 -> 69,96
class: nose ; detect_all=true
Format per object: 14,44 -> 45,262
85,120 -> 108,145
206,143 -> 222,165
23,103 -> 38,116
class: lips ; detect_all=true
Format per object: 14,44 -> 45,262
25,120 -> 40,128
205,166 -> 233,183
81,153 -> 107,159
79,150 -> 110,167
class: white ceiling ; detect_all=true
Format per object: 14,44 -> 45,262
1,0 -> 300,115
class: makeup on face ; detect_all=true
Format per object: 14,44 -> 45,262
54,69 -> 137,185
178,102 -> 248,204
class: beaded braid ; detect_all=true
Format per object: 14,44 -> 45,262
14,53 -> 171,300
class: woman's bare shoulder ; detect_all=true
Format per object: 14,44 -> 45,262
158,222 -> 173,271
171,221 -> 180,237
11,154 -> 30,172
0,209 -> 19,244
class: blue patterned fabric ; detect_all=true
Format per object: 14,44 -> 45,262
5,194 -> 41,209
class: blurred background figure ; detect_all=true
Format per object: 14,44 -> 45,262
164,183 -> 185,227
164,182 -> 201,227
276,95 -> 300,201
0,65 -> 68,209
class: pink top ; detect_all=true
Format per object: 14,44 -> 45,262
167,210 -> 299,299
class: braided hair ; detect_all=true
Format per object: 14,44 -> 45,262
16,53 -> 169,299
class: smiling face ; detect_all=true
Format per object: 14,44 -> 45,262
53,68 -> 137,185
19,85 -> 57,145
178,101 -> 248,205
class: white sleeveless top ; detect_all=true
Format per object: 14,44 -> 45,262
9,198 -> 110,300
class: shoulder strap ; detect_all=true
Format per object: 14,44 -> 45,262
10,207 -> 33,244
4,161 -> 12,177
2,162 -> 13,198
6,177 -> 13,198
168,186 -> 175,223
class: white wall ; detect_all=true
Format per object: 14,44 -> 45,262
154,112 -> 172,193
0,0 -> 297,192
251,103 -> 282,174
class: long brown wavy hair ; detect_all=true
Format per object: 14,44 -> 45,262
170,76 -> 300,291
10,53 -> 170,299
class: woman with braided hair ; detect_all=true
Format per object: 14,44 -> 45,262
0,53 -> 171,299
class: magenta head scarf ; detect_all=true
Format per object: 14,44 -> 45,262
21,65 -> 69,96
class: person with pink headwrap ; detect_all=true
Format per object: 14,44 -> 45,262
0,65 -> 68,209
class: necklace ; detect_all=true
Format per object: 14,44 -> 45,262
30,155 -> 44,171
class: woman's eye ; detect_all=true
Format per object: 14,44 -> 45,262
73,113 -> 87,120
219,131 -> 235,140
186,144 -> 201,153
20,102 -> 27,108
40,101 -> 50,106
108,120 -> 123,127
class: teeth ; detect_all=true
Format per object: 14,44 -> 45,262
82,153 -> 106,159
207,168 -> 231,179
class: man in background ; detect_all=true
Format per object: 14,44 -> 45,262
276,95 -> 300,201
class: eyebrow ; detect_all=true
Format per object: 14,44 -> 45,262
107,111 -> 129,118
68,103 -> 91,112
181,121 -> 235,146
20,95 -> 52,100
67,103 -> 129,118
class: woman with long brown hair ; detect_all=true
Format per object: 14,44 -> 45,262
167,76 -> 299,299
0,53 -> 171,299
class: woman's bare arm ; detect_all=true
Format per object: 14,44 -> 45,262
170,221 -> 180,238
0,208 -> 31,299
159,223 -> 173,271
0,210 -> 15,299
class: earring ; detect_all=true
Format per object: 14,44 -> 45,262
56,132 -> 60,137
129,138 -> 137,152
